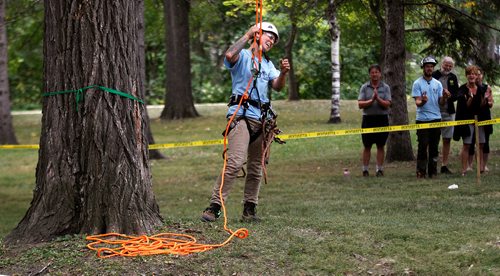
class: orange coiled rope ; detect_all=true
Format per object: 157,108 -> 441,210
86,0 -> 264,258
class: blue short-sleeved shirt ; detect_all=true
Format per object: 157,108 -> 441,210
412,76 -> 443,121
224,49 -> 280,120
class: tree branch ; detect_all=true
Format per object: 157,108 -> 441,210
404,0 -> 500,32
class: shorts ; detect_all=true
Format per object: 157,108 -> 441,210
463,125 -> 485,144
361,115 -> 389,147
440,113 -> 454,139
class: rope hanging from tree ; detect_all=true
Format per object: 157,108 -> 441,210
86,0 -> 264,258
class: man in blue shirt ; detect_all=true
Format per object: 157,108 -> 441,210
412,56 -> 449,178
201,22 -> 290,222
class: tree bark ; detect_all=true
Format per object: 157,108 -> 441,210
368,0 -> 386,69
327,0 -> 341,124
6,0 -> 163,244
138,0 -> 166,159
0,0 -> 17,144
160,0 -> 198,119
384,0 -> 414,162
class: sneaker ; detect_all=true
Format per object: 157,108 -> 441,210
466,166 -> 473,172
201,203 -> 221,222
440,166 -> 452,174
241,202 -> 260,222
484,166 -> 489,172
376,170 -> 384,177
362,170 -> 369,177
416,171 -> 426,179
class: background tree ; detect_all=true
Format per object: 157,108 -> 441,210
161,0 -> 198,119
0,0 -> 17,144
5,0 -> 163,244
384,0 -> 414,162
406,0 -> 500,83
139,0 -> 166,159
368,0 -> 386,68
6,0 -> 43,110
4,1 -> 499,111
327,0 -> 341,123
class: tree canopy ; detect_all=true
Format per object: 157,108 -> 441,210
5,0 -> 500,110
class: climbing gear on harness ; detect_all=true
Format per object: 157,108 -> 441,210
221,116 -> 262,145
228,94 -> 260,109
260,105 -> 285,184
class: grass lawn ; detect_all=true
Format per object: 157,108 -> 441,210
1,99 -> 499,275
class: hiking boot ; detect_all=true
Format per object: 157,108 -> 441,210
376,170 -> 384,177
362,170 -> 369,177
440,166 -> 452,174
241,202 -> 260,222
201,203 -> 221,222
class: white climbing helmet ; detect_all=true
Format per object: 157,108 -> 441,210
257,22 -> 279,44
420,56 -> 438,68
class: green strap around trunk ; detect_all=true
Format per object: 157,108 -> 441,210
42,85 -> 144,111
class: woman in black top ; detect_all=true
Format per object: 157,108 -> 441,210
467,68 -> 494,172
453,65 -> 489,175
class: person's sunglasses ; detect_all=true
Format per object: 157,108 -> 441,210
263,32 -> 276,43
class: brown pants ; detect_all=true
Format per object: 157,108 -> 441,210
210,118 -> 263,206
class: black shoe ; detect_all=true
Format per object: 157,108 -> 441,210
376,170 -> 384,177
416,171 -> 426,179
362,170 -> 369,177
241,202 -> 260,222
201,203 -> 221,222
440,166 -> 452,174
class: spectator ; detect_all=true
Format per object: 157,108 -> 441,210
412,56 -> 446,178
357,64 -> 391,177
453,65 -> 488,175
467,67 -> 494,173
432,56 -> 459,174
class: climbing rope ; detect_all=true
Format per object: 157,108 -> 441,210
86,0 -> 264,258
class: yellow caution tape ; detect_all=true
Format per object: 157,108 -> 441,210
477,118 -> 500,127
1,118 -> 497,150
0,144 -> 40,149
148,139 -> 224,149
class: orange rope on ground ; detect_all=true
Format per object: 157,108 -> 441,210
86,0 -> 264,258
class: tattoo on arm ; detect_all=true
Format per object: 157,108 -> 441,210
227,35 -> 249,61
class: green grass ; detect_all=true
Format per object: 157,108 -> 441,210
1,99 -> 500,275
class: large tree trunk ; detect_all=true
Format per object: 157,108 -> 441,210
6,0 -> 163,244
384,0 -> 414,162
138,0 -> 166,159
160,0 -> 198,119
368,0 -> 386,68
0,0 -> 17,144
327,0 -> 341,124
286,22 -> 299,101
